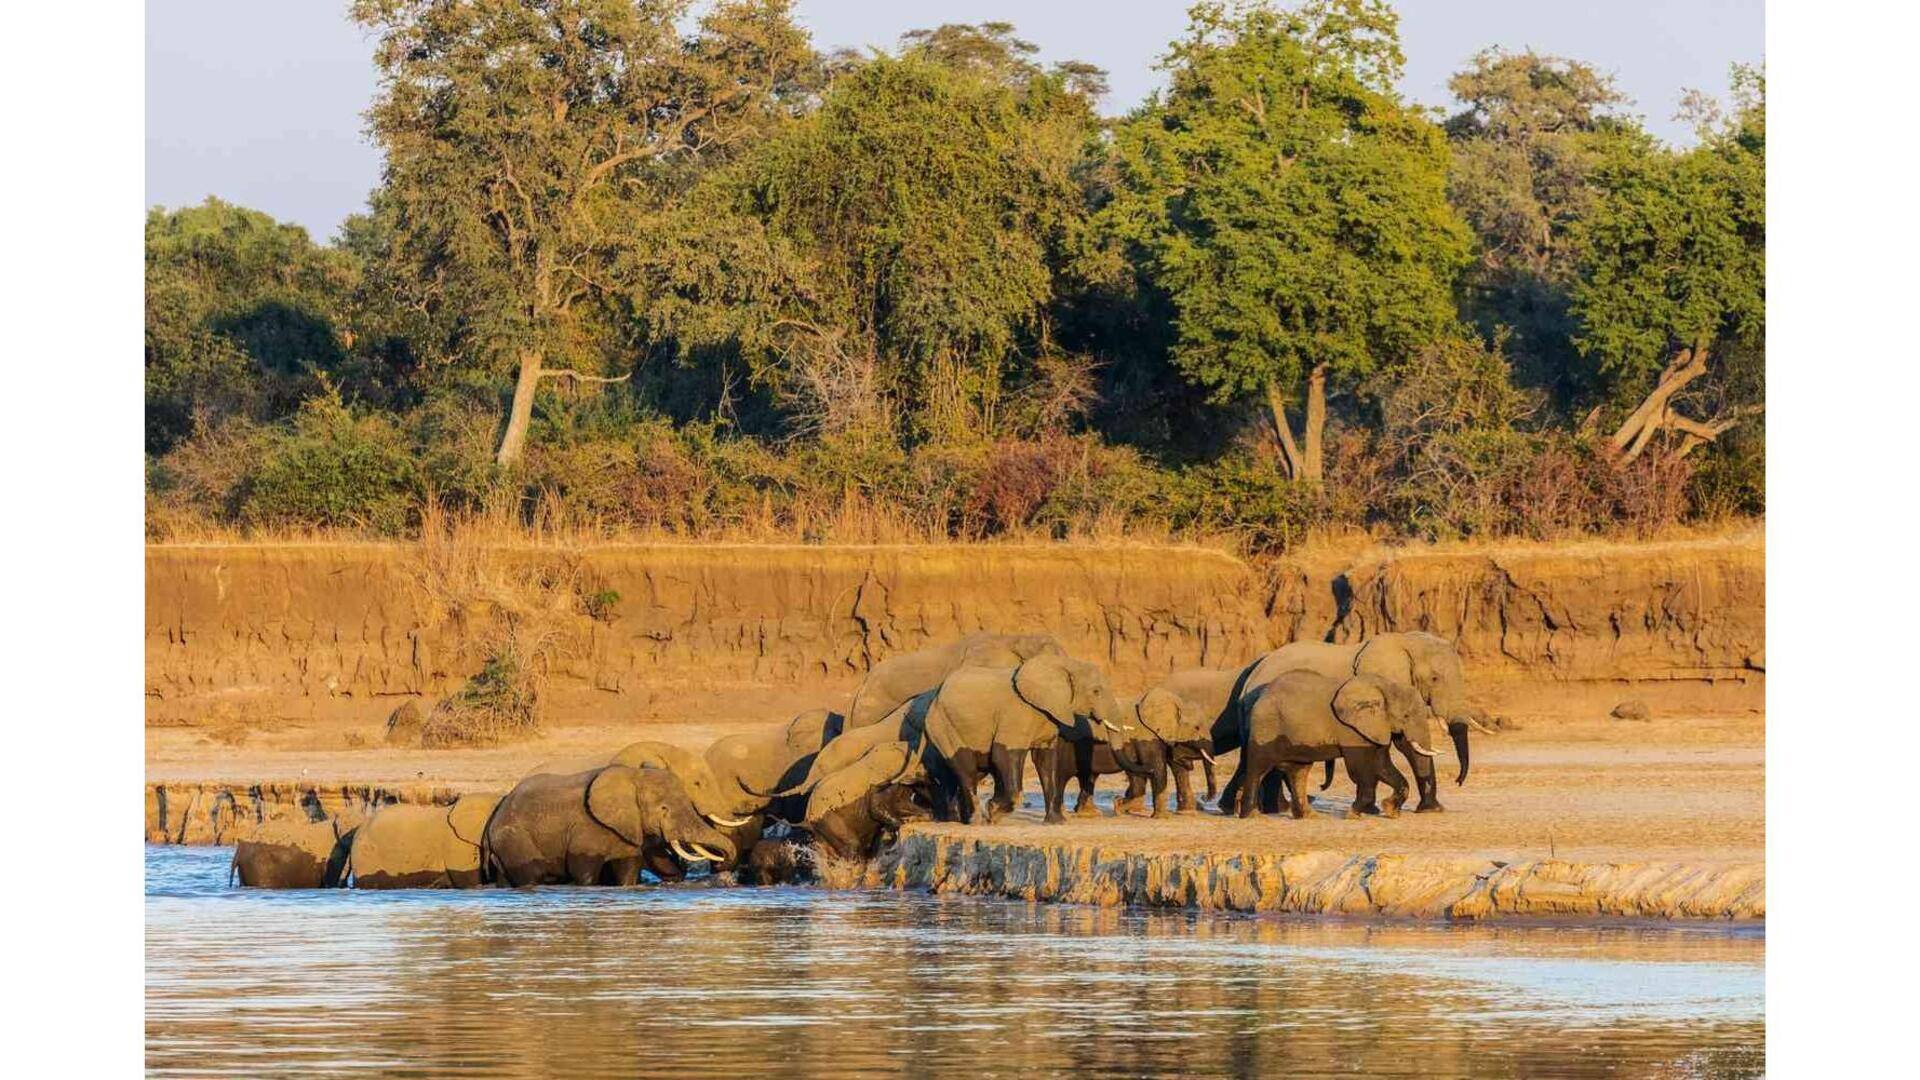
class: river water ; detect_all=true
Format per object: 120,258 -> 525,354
146,845 -> 1763,1077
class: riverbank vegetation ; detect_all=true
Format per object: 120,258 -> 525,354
145,0 -> 1763,553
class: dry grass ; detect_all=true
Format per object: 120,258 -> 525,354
418,624 -> 549,748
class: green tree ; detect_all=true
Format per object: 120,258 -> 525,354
1443,48 -> 1630,407
1107,0 -> 1471,481
644,36 -> 1105,444
145,198 -> 361,454
1570,65 -> 1764,461
351,0 -> 815,466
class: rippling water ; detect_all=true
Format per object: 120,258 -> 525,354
147,845 -> 1763,1077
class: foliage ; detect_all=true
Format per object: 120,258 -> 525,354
419,629 -> 544,748
239,394 -> 422,535
145,5 -> 1763,552
1105,0 -> 1472,407
1568,68 -> 1764,402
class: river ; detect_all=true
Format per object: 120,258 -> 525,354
146,845 -> 1763,1076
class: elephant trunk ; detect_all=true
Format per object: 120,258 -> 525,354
1447,719 -> 1472,786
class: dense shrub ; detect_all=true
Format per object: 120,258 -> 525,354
240,395 -> 421,534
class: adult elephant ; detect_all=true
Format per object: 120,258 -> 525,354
1228,632 -> 1490,813
922,653 -> 1144,824
482,765 -> 737,887
759,695 -> 946,815
608,715 -> 834,869
230,809 -> 359,889
845,632 -> 1064,729
347,793 -> 502,889
1237,671 -> 1430,818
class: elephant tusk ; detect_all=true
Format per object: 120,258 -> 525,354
690,843 -> 727,862
1096,717 -> 1121,731
1408,741 -> 1439,758
670,840 -> 702,863
707,813 -> 753,828
1466,717 -> 1497,735
1199,748 -> 1218,766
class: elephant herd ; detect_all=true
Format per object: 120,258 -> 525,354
231,631 -> 1492,891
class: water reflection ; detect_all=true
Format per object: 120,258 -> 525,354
147,846 -> 1762,1077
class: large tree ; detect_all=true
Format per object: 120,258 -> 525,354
641,31 -> 1105,444
1106,0 -> 1470,481
1443,48 -> 1630,408
352,0 -> 815,465
1570,66 -> 1764,461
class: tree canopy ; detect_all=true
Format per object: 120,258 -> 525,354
1104,0 -> 1472,479
146,2 -> 1766,547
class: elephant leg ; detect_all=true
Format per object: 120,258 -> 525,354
1168,759 -> 1194,815
1116,771 -> 1147,817
1035,745 -> 1067,825
1397,736 -> 1445,812
1219,756 -> 1245,817
1260,771 -> 1288,816
1236,750 -> 1267,819
1284,763 -> 1316,818
1147,753 -> 1170,819
984,744 -> 1018,822
948,749 -> 984,824
566,852 -> 609,886
1071,742 -> 1101,817
604,855 -> 643,887
1378,750 -> 1409,817
1344,747 -> 1383,817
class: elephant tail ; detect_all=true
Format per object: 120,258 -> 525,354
227,851 -> 238,888
1320,759 -> 1335,790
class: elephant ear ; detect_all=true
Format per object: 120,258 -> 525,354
1012,653 -> 1076,728
585,767 -> 645,847
1332,676 -> 1393,746
446,794 -> 501,847
805,742 -> 917,824
1133,689 -> 1182,744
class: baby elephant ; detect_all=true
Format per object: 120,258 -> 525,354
230,808 -> 360,888
1237,671 -> 1435,819
348,794 -> 503,889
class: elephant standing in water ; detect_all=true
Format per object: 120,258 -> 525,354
483,766 -> 738,887
1226,632 -> 1490,813
922,654 -> 1146,824
347,793 -> 502,889
231,809 -> 360,888
1237,671 -> 1430,818
844,632 -> 1063,729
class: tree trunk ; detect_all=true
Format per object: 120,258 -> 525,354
496,349 -> 544,466
1262,382 -> 1302,481
1301,364 -> 1327,483
1609,346 -> 1709,461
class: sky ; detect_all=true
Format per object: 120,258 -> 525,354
147,0 -> 1764,241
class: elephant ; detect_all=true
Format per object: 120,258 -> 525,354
1128,666 -> 1253,812
921,653 -> 1144,825
482,765 -> 738,887
844,632 -> 1064,729
346,793 -> 502,889
230,808 -> 359,888
608,712 -> 843,868
1236,670 -> 1432,819
799,740 -> 936,860
1227,632 -> 1491,813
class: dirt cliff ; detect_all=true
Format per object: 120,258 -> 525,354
146,533 -> 1762,724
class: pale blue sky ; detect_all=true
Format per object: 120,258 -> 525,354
147,1 -> 1763,240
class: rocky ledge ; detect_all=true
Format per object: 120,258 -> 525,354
848,832 -> 1763,922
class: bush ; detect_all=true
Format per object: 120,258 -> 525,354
418,632 -> 543,748
241,394 -> 420,534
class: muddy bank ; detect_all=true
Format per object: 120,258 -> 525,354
146,534 -> 1763,723
856,831 -> 1763,922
